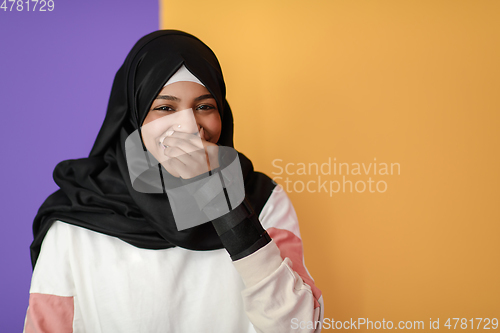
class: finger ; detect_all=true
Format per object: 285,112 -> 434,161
163,145 -> 206,165
164,146 -> 209,171
167,131 -> 204,149
162,145 -> 189,160
165,154 -> 209,179
158,129 -> 175,144
205,145 -> 220,170
199,127 -> 205,141
162,136 -> 205,154
162,157 -> 185,178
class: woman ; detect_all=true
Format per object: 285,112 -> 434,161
24,30 -> 323,333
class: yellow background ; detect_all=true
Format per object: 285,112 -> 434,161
161,0 -> 499,329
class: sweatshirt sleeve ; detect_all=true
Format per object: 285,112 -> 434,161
232,187 -> 324,333
24,221 -> 76,333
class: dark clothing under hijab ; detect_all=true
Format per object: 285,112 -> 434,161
30,30 -> 276,268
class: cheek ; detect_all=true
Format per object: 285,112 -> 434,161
141,114 -> 172,149
145,114 -> 177,134
204,114 -> 222,141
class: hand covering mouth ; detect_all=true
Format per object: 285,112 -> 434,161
158,127 -> 204,150
159,128 -> 175,147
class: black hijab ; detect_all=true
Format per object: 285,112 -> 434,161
30,30 -> 275,268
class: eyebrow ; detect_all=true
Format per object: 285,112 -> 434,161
155,94 -> 215,102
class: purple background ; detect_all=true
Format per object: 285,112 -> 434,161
0,1 -> 158,330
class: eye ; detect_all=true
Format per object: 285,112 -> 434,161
196,104 -> 216,111
154,105 -> 175,112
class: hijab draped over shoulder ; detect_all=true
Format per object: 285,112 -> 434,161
31,30 -> 275,268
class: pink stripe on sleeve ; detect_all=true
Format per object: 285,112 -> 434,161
25,293 -> 74,333
267,227 -> 322,309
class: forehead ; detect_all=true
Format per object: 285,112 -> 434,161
157,81 -> 211,98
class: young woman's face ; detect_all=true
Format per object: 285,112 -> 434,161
141,81 -> 222,163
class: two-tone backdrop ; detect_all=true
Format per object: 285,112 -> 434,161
2,0 -> 499,332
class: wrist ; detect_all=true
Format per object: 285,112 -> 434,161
211,198 -> 271,260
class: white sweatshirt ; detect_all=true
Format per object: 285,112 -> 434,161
24,187 -> 324,333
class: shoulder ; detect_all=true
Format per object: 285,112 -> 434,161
41,220 -> 111,250
30,221 -> 78,295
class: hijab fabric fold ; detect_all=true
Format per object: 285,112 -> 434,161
31,30 -> 275,268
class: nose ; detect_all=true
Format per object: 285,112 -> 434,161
170,108 -> 199,134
